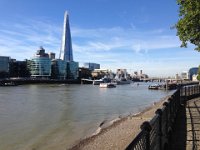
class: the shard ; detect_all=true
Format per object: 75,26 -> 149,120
59,11 -> 73,62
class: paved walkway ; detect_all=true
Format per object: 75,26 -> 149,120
170,97 -> 200,150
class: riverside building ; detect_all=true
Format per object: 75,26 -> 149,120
0,56 -> 10,78
29,47 -> 51,78
51,59 -> 67,79
58,11 -> 79,79
67,61 -> 79,79
0,56 -> 9,73
188,67 -> 198,81
83,63 -> 100,71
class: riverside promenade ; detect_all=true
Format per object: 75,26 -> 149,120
169,97 -> 200,150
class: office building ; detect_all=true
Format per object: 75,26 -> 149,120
0,56 -> 9,72
49,52 -> 55,60
9,59 -> 30,78
67,61 -> 79,79
188,67 -> 198,80
181,71 -> 189,80
59,11 -> 73,62
83,63 -> 100,71
51,59 -> 67,79
0,56 -> 9,78
29,47 -> 51,78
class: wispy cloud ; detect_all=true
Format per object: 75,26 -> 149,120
0,19 -> 61,59
0,18 -> 199,76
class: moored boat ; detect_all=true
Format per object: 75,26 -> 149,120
93,79 -> 104,85
99,83 -> 116,88
148,84 -> 160,90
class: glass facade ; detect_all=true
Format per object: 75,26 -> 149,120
0,56 -> 9,72
188,67 -> 198,80
51,59 -> 67,79
30,57 -> 51,78
67,61 -> 79,79
60,11 -> 73,61
83,62 -> 100,71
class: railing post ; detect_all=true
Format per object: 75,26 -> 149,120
163,102 -> 168,137
199,85 -> 200,96
167,98 -> 172,124
156,109 -> 163,150
185,86 -> 187,97
141,121 -> 152,150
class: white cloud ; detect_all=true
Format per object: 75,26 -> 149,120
0,18 -> 199,77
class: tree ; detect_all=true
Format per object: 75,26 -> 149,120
176,0 -> 200,51
197,65 -> 200,81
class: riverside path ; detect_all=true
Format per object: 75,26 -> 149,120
169,97 -> 200,150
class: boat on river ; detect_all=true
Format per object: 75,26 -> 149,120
148,84 -> 160,90
93,79 -> 104,85
99,83 -> 116,88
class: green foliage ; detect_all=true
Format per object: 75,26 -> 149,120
198,65 -> 200,81
197,75 -> 200,81
176,0 -> 200,51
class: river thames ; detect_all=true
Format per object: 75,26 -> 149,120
0,82 -> 173,150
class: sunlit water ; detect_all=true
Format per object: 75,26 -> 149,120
0,82 -> 173,150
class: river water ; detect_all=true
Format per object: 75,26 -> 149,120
0,83 -> 173,150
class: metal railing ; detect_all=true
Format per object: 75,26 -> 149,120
126,84 -> 200,150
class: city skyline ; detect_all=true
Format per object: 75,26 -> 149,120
0,0 -> 200,77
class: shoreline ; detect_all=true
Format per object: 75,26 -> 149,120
69,95 -> 171,150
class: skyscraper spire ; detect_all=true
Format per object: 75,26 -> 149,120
59,11 -> 73,62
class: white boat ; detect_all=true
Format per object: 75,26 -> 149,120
93,79 -> 104,85
99,83 -> 116,88
148,84 -> 160,90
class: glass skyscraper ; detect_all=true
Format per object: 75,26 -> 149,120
59,11 -> 73,62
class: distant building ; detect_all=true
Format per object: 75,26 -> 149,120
51,59 -> 67,79
192,74 -> 198,81
188,67 -> 198,80
91,69 -> 113,79
58,11 -> 79,80
59,11 -> 73,62
67,61 -> 79,79
9,59 -> 30,78
78,67 -> 92,79
0,56 -> 9,72
0,56 -> 9,78
29,47 -> 51,78
181,71 -> 189,80
48,52 -> 55,60
83,62 -> 100,71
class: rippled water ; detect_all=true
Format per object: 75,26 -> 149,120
0,83 -> 172,150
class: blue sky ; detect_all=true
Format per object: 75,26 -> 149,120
0,0 -> 199,77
